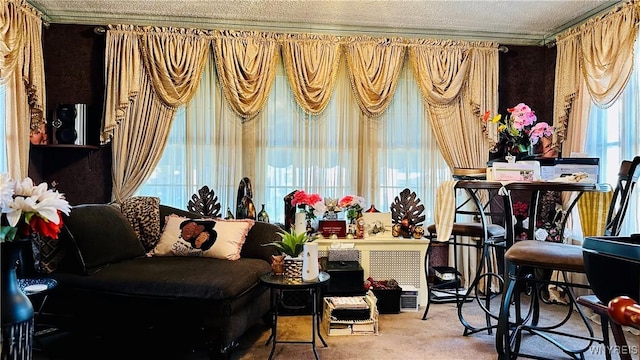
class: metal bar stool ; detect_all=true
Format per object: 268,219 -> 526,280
495,178 -> 623,360
423,169 -> 506,336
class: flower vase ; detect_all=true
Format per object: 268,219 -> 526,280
294,211 -> 307,236
1,240 -> 35,360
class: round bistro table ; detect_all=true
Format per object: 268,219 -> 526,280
260,271 -> 330,360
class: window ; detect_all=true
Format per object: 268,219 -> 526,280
138,56 -> 450,224
585,41 -> 640,234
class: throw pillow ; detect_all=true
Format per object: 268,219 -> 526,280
63,204 -> 146,275
31,233 -> 65,274
120,196 -> 162,252
154,215 -> 254,260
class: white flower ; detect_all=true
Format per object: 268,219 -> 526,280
534,228 -> 549,241
0,173 -> 15,209
1,175 -> 71,241
311,201 -> 327,217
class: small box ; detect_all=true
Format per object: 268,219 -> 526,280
328,249 -> 360,262
399,285 -> 419,312
491,161 -> 540,181
371,287 -> 402,314
323,260 -> 365,296
318,219 -> 347,237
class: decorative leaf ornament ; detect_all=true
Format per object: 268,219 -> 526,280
187,185 -> 221,217
390,188 -> 425,227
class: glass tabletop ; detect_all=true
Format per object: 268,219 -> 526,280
18,278 -> 58,295
260,271 -> 330,289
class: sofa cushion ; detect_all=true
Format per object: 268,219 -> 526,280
63,204 -> 146,275
154,215 -> 254,260
51,256 -> 271,301
120,196 -> 161,252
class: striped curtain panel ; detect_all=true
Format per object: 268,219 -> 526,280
577,190 -> 614,237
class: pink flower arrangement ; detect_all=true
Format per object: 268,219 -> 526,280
484,103 -> 554,155
339,195 -> 366,221
292,190 -> 326,219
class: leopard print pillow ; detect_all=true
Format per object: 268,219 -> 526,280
120,196 -> 161,252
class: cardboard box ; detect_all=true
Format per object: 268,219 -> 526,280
490,161 -> 540,181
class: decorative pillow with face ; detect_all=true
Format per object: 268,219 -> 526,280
154,215 -> 254,260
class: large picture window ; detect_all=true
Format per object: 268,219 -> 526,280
585,41 -> 640,234
137,56 -> 450,224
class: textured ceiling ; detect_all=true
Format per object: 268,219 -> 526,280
28,0 -> 624,46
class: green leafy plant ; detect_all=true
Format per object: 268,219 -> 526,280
263,229 -> 311,258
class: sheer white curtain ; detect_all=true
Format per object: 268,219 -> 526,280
585,40 -> 640,235
136,56 -> 244,212
254,57 -> 361,223
138,52 -> 450,226
254,57 -> 450,224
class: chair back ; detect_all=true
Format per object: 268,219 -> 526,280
578,191 -> 613,237
604,156 -> 640,236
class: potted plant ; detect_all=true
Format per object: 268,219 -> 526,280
264,229 -> 312,279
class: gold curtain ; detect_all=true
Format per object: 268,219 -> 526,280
281,33 -> 342,115
104,25 -> 210,201
1,0 -> 45,178
344,36 -> 406,118
111,71 -> 176,201
102,24 -> 141,144
213,30 -> 279,119
581,3 -> 638,108
409,39 -> 498,170
139,26 -> 210,107
553,1 -> 639,154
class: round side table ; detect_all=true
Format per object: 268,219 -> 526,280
260,272 -> 330,360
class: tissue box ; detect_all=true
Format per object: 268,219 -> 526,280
328,249 -> 360,262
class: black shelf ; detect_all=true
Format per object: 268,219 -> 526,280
31,144 -> 100,150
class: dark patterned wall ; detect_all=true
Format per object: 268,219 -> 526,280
499,45 -> 556,125
31,25 -> 558,205
28,24 -> 111,205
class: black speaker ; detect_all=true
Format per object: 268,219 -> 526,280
54,104 -> 77,144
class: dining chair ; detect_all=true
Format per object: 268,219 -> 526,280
423,169 -> 506,336
496,156 -> 640,360
576,156 -> 640,360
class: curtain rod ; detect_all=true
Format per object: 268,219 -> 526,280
93,25 -> 511,53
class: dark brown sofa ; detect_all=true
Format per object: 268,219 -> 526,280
42,203 -> 281,359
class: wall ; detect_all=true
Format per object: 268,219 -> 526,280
29,24 -> 111,205
30,24 -> 557,205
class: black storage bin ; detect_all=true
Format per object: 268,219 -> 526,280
372,288 -> 402,314
322,260 -> 365,296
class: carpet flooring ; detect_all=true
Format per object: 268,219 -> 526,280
33,292 -> 640,360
